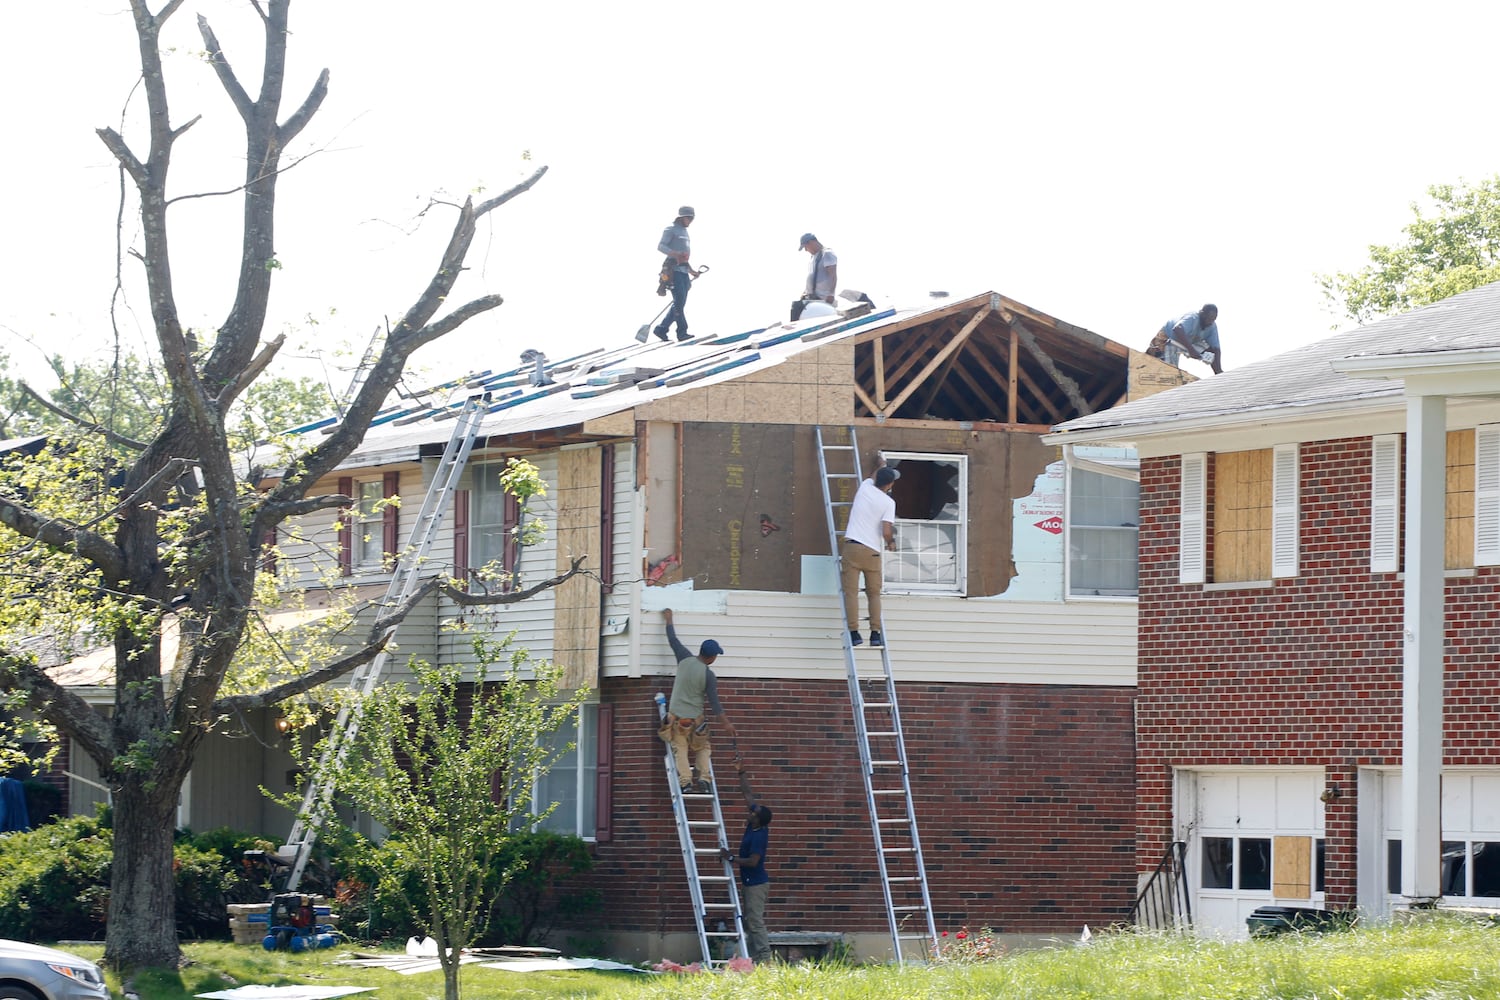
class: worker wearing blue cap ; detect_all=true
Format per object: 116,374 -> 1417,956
659,609 -> 738,795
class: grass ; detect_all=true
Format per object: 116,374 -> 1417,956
64,917 -> 1500,1000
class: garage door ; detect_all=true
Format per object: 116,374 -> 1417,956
1187,770 -> 1324,938
1377,770 -> 1500,907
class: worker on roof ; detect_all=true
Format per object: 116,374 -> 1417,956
842,455 -> 899,648
792,233 -> 838,322
659,608 -> 737,794
1152,303 -> 1223,374
654,206 -> 699,342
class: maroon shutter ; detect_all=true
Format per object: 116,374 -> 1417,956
259,526 -> 278,575
593,703 -> 613,843
452,489 -> 470,590
382,471 -> 400,568
600,446 -> 615,591
502,491 -> 521,588
337,475 -> 354,576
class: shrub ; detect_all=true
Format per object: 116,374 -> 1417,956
21,778 -> 62,826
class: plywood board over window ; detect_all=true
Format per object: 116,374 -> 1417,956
1214,449 -> 1272,583
555,447 -> 602,692
1447,429 -> 1475,570
1272,835 -> 1313,898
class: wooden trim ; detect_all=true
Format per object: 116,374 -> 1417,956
849,294 -> 993,344
851,416 -> 1053,433
600,445 -> 616,589
873,338 -> 887,409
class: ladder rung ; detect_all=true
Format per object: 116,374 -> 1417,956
888,876 -> 921,882
892,905 -> 928,912
864,701 -> 892,709
883,847 -> 916,853
701,899 -> 736,905
868,731 -> 898,737
897,933 -> 933,940
877,818 -> 911,825
705,932 -> 740,938
823,444 -> 853,451
872,789 -> 906,796
871,759 -> 902,766
687,821 -> 720,828
827,473 -> 859,479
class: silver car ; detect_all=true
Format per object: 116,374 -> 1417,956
0,941 -> 109,1000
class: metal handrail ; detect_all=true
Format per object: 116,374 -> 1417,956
1132,840 -> 1191,930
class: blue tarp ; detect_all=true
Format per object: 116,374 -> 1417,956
0,776 -> 31,832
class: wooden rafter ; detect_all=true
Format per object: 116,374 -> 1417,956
1011,318 -> 1090,414
1015,361 -> 1066,423
1007,326 -> 1018,424
883,305 -> 992,417
873,339 -> 887,409
946,357 -> 1006,419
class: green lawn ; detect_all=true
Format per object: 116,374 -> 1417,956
68,918 -> 1500,999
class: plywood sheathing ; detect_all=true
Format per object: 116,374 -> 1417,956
554,446 -> 602,691
635,340 -> 855,426
1126,348 -> 1197,401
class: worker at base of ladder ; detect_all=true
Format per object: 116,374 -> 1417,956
842,457 -> 900,647
658,608 -> 737,794
721,764 -> 774,965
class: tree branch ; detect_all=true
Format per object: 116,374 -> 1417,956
17,382 -> 151,451
0,653 -> 114,766
441,557 -> 588,606
216,333 -> 285,410
260,493 -> 350,522
278,69 -> 330,146
0,498 -> 125,582
474,165 -> 550,218
196,14 -> 253,120
417,294 -> 504,339
94,127 -> 148,187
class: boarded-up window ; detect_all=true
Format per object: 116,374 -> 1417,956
1214,449 -> 1272,583
1448,429 -> 1475,570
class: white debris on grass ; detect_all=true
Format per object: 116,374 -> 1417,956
194,987 -> 375,1000
479,958 -> 653,973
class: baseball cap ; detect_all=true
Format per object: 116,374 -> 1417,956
875,467 -> 900,487
799,232 -> 818,247
699,639 -> 723,657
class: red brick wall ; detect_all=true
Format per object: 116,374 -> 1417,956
1138,437 -> 1500,909
586,674 -> 1136,936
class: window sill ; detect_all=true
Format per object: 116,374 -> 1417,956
1392,568 -> 1477,581
1203,579 -> 1275,592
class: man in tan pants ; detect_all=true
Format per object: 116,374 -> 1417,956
841,458 -> 899,647
659,609 -> 736,793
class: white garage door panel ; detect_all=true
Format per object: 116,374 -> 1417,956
1443,776 -> 1472,831
1277,774 -> 1322,831
1199,775 -> 1245,826
1474,775 -> 1500,834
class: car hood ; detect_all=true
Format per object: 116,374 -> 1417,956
0,939 -> 99,965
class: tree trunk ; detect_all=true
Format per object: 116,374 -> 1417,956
442,955 -> 460,1000
104,776 -> 184,969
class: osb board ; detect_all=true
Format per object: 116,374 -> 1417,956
1272,835 -> 1312,898
1447,429 -> 1474,570
635,339 -> 854,426
679,423 -> 798,592
1214,449 -> 1271,583
788,424 -> 1057,598
1126,348 -> 1196,400
554,447 -> 601,691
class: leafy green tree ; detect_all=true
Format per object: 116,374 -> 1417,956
299,642 -> 586,1000
1320,175 -> 1500,324
0,0 -> 551,972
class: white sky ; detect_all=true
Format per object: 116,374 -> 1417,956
4,1 -> 1500,395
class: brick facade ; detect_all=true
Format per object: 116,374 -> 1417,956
1137,437 -> 1500,909
584,675 -> 1136,936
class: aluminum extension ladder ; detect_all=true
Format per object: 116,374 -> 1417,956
814,425 -> 937,965
654,693 -> 750,968
281,392 -> 489,889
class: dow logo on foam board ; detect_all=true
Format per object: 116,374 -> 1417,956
1034,517 -> 1063,535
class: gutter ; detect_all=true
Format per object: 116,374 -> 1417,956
1043,391 -> 1401,448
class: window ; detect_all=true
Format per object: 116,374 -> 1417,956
1448,429 -> 1475,569
1184,445 -> 1298,584
471,461 -> 521,579
1201,836 -> 1271,891
337,473 -> 398,576
881,452 -> 967,594
1067,465 -> 1139,597
529,704 -> 599,839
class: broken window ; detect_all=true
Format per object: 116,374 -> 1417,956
1067,465 -> 1139,597
880,453 -> 966,594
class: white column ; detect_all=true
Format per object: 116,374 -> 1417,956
1401,393 -> 1445,903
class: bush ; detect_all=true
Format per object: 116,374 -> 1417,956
0,815 -> 282,941
21,778 -> 62,826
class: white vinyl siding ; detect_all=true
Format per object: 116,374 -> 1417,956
1271,444 -> 1299,578
1370,435 -> 1401,573
1180,453 -> 1207,585
1476,424 -> 1500,566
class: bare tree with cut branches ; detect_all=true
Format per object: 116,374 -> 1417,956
0,0 -> 553,971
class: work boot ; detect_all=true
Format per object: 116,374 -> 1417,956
870,630 -> 884,648
676,332 -> 692,341
849,630 -> 863,647
653,328 -> 670,342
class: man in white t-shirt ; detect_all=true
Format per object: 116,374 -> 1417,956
792,233 -> 839,321
841,458 -> 899,648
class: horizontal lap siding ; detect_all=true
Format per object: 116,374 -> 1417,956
625,590 -> 1137,686
1138,438 -> 1500,911
586,675 -> 1136,935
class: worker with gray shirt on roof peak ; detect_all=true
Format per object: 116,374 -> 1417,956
654,206 -> 698,342
792,233 -> 838,321
659,608 -> 737,794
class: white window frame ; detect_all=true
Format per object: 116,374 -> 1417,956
880,451 -> 968,595
1271,443 -> 1300,578
529,703 -> 599,841
1180,453 -> 1207,584
1064,456 -> 1140,600
352,480 -> 385,570
1370,435 -> 1401,573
